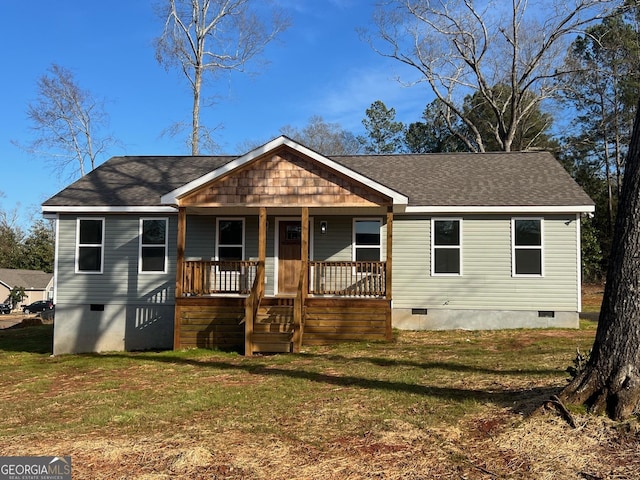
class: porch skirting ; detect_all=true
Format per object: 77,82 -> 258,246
175,296 -> 392,353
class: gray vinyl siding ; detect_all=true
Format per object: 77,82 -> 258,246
313,216 -> 352,261
264,218 -> 276,296
185,215 -> 215,258
312,216 -> 386,261
56,214 -> 176,306
392,214 -> 579,311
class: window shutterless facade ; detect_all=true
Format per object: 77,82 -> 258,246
139,218 -> 168,273
432,218 -> 462,275
216,218 -> 244,270
76,218 -> 104,273
512,218 -> 544,276
353,219 -> 382,262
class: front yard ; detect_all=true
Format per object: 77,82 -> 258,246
0,309 -> 638,479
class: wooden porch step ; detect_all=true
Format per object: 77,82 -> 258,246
250,331 -> 293,354
252,342 -> 292,353
256,305 -> 294,323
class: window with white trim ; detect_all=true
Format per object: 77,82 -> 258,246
217,218 -> 244,269
512,218 -> 543,276
139,218 -> 168,273
353,219 -> 381,262
76,218 -> 104,273
432,218 -> 462,275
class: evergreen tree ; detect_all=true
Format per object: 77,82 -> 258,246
358,101 -> 405,154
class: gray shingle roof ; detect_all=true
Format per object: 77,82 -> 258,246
0,269 -> 53,290
334,151 -> 594,207
43,150 -> 593,208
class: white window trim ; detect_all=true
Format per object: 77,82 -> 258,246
139,217 -> 168,274
431,218 -> 463,276
352,218 -> 382,262
512,217 -> 545,277
216,217 -> 245,263
75,217 -> 105,274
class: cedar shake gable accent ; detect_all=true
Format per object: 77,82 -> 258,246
179,148 -> 391,208
161,136 -> 407,207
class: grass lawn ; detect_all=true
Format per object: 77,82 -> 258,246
0,302 -> 638,479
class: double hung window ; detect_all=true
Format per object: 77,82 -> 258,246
432,219 -> 462,275
512,218 -> 543,276
217,219 -> 244,269
76,218 -> 104,273
353,219 -> 382,262
140,218 -> 168,273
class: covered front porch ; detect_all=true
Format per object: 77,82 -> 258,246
161,137 -> 406,355
173,206 -> 394,355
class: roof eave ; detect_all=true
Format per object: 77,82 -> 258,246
42,206 -> 178,214
403,205 -> 595,214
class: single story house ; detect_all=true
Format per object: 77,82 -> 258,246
43,136 -> 594,355
0,268 -> 54,308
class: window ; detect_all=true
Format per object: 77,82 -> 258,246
353,219 -> 381,262
76,218 -> 104,273
217,218 -> 244,269
432,219 -> 462,275
512,218 -> 543,276
139,218 -> 168,273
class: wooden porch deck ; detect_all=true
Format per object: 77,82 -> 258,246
174,295 -> 392,354
174,259 -> 392,355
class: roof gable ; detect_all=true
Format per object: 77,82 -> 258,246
160,136 -> 408,207
179,147 -> 392,207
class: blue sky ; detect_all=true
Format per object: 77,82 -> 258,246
0,1 -> 432,226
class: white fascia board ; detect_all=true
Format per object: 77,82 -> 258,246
42,205 -> 178,214
403,205 -> 595,214
160,135 -> 409,206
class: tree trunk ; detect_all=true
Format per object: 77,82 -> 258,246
192,64 -> 202,156
560,98 -> 640,420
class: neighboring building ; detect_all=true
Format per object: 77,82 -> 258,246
42,136 -> 594,355
0,268 -> 54,309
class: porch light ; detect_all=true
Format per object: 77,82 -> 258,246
320,221 -> 328,235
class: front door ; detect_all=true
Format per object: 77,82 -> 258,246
278,220 -> 302,295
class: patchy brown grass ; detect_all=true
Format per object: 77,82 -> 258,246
1,318 -> 638,479
582,283 -> 605,314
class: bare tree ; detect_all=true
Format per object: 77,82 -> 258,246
366,0 -> 625,152
560,97 -> 640,420
280,116 -> 361,155
19,64 -> 117,179
155,0 -> 290,155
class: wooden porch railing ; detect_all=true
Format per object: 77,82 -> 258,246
308,261 -> 386,297
244,262 -> 265,355
182,260 -> 259,295
181,260 -> 386,298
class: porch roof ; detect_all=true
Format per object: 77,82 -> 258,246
42,136 -> 594,214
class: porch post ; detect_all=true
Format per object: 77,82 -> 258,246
293,207 -> 309,353
385,207 -> 393,341
174,206 -> 186,350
